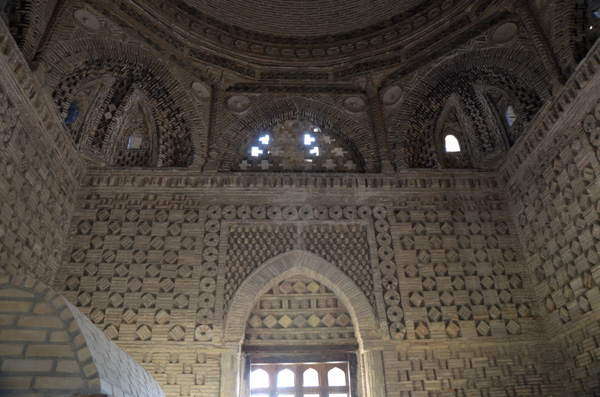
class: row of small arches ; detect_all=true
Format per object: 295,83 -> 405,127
251,366 -> 347,389
64,99 -> 520,168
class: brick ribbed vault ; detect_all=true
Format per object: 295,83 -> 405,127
388,48 -> 550,169
41,38 -> 207,167
223,250 -> 380,346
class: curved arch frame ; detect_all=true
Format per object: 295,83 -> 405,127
219,97 -> 379,172
434,94 -> 477,169
223,250 -> 380,345
103,87 -> 159,167
41,38 -> 208,167
387,48 -> 549,169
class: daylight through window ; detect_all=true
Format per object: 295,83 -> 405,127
250,362 -> 351,396
444,135 -> 461,153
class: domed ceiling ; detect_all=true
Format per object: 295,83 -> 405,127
182,0 -> 427,36
115,0 -> 500,79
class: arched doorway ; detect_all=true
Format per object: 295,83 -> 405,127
220,250 -> 387,397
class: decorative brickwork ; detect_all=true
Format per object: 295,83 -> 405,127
245,276 -> 356,346
0,21 -> 83,286
0,275 -> 164,397
383,339 -> 562,395
3,2 -> 600,396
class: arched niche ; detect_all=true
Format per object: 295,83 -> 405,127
103,89 -> 158,167
221,250 -> 386,397
224,250 -> 380,345
388,48 -> 548,169
219,97 -> 378,172
44,38 -> 207,167
434,95 -> 476,169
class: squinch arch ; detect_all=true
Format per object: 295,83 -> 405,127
223,250 -> 380,345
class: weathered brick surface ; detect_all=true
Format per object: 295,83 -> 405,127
0,19 -> 83,286
0,275 -> 164,397
2,1 -> 600,396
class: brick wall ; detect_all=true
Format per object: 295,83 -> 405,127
506,100 -> 600,395
0,19 -> 84,285
0,274 -> 164,396
0,275 -> 100,394
54,171 -> 552,396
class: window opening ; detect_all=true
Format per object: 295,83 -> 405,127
276,369 -> 295,388
250,368 -> 269,389
309,147 -> 320,156
66,101 -> 79,124
258,134 -> 270,145
251,146 -> 263,157
127,133 -> 143,150
304,133 -> 316,145
303,368 -> 319,387
505,105 -> 518,127
328,367 -> 347,387
250,362 -> 350,397
444,135 -> 461,153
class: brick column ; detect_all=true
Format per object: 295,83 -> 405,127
362,348 -> 387,397
365,82 -> 395,173
203,80 -> 227,171
514,0 -> 565,93
220,347 -> 241,397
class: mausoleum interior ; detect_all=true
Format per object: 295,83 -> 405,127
2,1 -> 600,396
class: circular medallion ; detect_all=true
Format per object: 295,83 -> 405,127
73,9 -> 100,32
343,96 -> 366,112
492,22 -> 519,45
382,85 -> 403,105
227,95 -> 251,113
191,82 -> 210,101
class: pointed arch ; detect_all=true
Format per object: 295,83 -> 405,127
103,87 -> 158,167
223,250 -> 380,345
434,94 -> 478,169
388,48 -> 547,169
42,38 -> 208,167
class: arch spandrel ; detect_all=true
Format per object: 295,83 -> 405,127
223,250 -> 380,346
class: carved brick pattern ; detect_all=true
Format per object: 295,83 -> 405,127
135,350 -> 219,396
0,83 -> 79,285
507,103 -> 600,327
57,194 -> 215,343
217,205 -> 376,314
383,341 -> 561,395
546,316 -> 600,394
390,194 -> 535,340
245,276 -> 356,345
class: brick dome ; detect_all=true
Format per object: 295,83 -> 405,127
183,0 -> 426,36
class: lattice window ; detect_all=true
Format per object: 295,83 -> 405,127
236,119 -> 363,172
250,362 -> 351,397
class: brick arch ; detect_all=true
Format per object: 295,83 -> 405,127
219,96 -> 379,172
103,87 -> 159,167
41,38 -> 208,167
388,48 -> 549,169
223,250 -> 380,345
